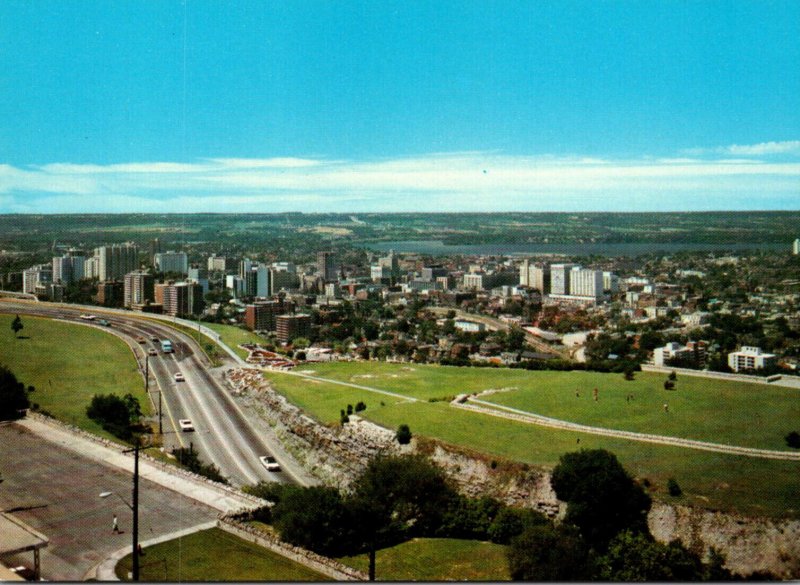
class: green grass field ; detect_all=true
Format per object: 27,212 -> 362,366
0,314 -> 150,439
289,362 -> 800,450
115,528 -> 327,581
264,363 -> 800,519
337,538 -> 510,581
204,322 -> 267,360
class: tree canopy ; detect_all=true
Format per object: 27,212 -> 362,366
551,449 -> 651,551
0,365 -> 31,421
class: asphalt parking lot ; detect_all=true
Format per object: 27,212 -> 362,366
0,422 -> 218,581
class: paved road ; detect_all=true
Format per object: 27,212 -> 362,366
0,300 -> 309,488
0,422 -> 219,581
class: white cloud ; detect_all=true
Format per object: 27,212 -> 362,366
725,141 -> 800,156
1,150 -> 799,212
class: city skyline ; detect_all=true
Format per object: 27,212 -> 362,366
1,1 -> 798,213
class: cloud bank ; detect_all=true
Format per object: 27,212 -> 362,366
1,145 -> 798,213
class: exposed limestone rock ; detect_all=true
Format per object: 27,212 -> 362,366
226,367 -> 800,577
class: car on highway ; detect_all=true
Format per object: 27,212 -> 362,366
136,337 -> 146,344
151,336 -> 159,343
148,348 -> 157,356
259,455 -> 280,472
174,372 -> 185,382
178,419 -> 194,432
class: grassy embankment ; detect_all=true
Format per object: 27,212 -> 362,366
337,537 -> 510,581
204,322 -> 266,360
115,528 -> 327,581
263,361 -> 800,519
0,313 -> 150,440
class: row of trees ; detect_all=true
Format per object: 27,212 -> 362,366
243,450 -> 745,581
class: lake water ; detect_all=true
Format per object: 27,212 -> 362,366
360,240 -> 786,257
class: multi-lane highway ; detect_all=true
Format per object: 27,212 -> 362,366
0,299 -> 301,488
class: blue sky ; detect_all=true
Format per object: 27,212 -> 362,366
1,1 -> 798,212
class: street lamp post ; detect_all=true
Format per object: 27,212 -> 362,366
100,441 -> 150,581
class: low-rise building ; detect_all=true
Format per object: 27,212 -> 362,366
728,346 -> 777,372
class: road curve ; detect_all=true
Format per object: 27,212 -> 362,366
0,299 -> 306,487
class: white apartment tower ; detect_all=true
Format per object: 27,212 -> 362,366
154,251 -> 189,274
550,264 -> 575,295
570,268 -> 604,299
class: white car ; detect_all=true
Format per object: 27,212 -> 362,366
178,419 -> 194,432
174,372 -> 185,382
259,455 -> 280,472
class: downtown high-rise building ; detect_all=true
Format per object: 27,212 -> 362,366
550,264 -> 576,295
154,251 -> 189,275
569,268 -> 604,299
317,251 -> 338,282
52,253 -> 85,284
95,244 -> 139,282
124,271 -> 155,307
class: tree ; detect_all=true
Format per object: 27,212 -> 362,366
507,523 -> 592,581
86,393 -> 141,440
271,485 -> 354,557
0,365 -> 31,421
551,449 -> 651,551
487,506 -> 549,544
396,423 -> 412,444
11,315 -> 23,338
596,530 -> 705,581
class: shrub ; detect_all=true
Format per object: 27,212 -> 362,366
488,506 -> 549,544
667,478 -> 682,497
355,401 -> 366,412
785,431 -> 800,449
396,423 -> 412,444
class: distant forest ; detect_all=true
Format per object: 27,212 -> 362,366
1,211 -> 798,263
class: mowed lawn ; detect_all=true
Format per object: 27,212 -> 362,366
337,538 -> 510,581
205,322 -> 266,360
264,364 -> 800,519
0,314 -> 149,438
290,362 -> 800,450
115,528 -> 327,581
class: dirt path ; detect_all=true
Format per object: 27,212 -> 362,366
458,398 -> 800,461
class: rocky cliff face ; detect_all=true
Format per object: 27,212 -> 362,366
227,368 -> 800,578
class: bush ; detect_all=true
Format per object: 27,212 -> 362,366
355,401 -> 367,412
508,523 -> 591,581
664,380 -> 675,390
488,506 -> 549,544
667,478 -> 682,497
437,495 -> 500,540
171,446 -> 228,484
785,431 -> 800,449
396,423 -> 412,444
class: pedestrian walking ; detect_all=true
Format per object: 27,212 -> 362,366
663,403 -> 669,413
593,388 -> 598,401
112,514 -> 120,534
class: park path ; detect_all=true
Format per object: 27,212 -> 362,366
267,366 -> 800,461
456,398 -> 800,461
274,368 -> 420,403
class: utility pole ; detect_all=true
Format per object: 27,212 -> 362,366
158,391 -> 163,435
131,442 -> 140,581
